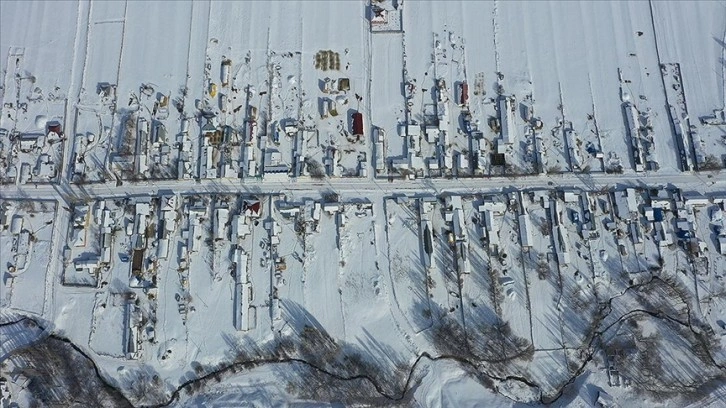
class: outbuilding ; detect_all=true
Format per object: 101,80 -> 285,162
352,112 -> 364,136
458,81 -> 469,107
10,216 -> 23,234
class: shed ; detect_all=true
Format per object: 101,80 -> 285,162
352,112 -> 364,136
518,214 -> 533,247
407,123 -> 421,137
338,78 -> 350,92
157,239 -> 169,260
47,120 -> 63,136
19,133 -> 42,151
458,81 -> 469,106
563,191 -> 578,203
10,216 -> 23,234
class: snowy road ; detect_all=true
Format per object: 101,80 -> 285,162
2,170 -> 723,202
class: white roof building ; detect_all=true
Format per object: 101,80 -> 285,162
215,208 -> 229,239
10,215 -> 23,234
231,215 -> 251,238
498,96 -> 518,146
136,202 -> 151,216
407,123 -> 421,137
478,201 -> 506,214
156,239 -> 169,260
563,191 -> 578,203
74,257 -> 99,272
519,214 -> 533,247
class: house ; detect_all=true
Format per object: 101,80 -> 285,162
283,121 -> 298,135
162,195 -> 177,213
425,125 -> 439,143
323,203 -> 339,214
33,154 -> 55,179
263,150 -> 288,175
243,199 -> 262,218
97,82 -> 115,98
390,157 -> 410,172
407,123 -> 421,138
371,6 -> 387,24
478,201 -> 507,214
202,121 -> 222,145
644,206 -> 655,221
563,191 -> 578,203
457,153 -> 469,171
448,196 -> 467,242
19,133 -> 43,151
614,190 -> 636,220
426,157 -> 439,173
278,205 -> 300,218
74,257 -> 100,274
684,194 -> 710,207
410,153 -> 424,171
135,203 -> 150,231
231,215 -> 251,238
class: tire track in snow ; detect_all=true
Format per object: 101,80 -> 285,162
182,0 -> 195,110
364,1 -> 375,181
7,268 -> 725,407
557,82 -> 573,171
45,0 -> 92,320
492,0 -> 500,74
380,199 -> 424,355
103,0 -> 128,174
64,0 -> 92,182
721,24 -> 726,110
648,0 -> 685,172
587,74 -> 606,172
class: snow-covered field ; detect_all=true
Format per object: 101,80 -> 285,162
3,1 -> 726,407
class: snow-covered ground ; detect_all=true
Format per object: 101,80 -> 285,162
3,1 -> 726,407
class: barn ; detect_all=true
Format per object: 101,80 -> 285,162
352,112 -> 363,136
